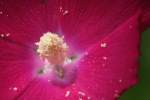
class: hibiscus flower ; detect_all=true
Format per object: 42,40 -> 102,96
0,0 -> 150,100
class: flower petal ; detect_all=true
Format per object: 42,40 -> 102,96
141,0 -> 150,29
0,60 -> 35,100
0,0 -> 48,46
0,0 -> 143,100
54,0 -> 140,51
76,11 -> 140,100
0,39 -> 34,61
13,80 -> 79,100
5,10 -> 141,100
0,0 -> 141,51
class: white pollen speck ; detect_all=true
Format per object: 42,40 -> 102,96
102,56 -> 107,60
60,6 -> 62,10
6,33 -> 10,37
6,14 -> 9,16
59,6 -> 63,12
100,42 -> 107,48
78,91 -> 86,96
0,34 -> 4,37
0,11 -> 3,14
118,79 -> 122,83
63,10 -> 69,15
35,42 -> 39,45
65,91 -> 71,97
48,79 -> 51,82
87,96 -> 91,100
10,87 -> 18,91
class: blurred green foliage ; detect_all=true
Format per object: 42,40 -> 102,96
120,28 -> 150,100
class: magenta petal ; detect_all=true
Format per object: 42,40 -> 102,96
12,10 -> 141,100
0,0 -> 144,100
0,60 -> 34,100
0,0 -> 47,46
141,0 -> 150,29
0,39 -> 34,61
14,80 -> 79,100
76,11 -> 140,100
57,0 -> 139,51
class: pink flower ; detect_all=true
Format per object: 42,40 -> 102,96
0,0 -> 150,100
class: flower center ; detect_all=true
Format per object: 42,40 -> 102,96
36,32 -> 77,86
36,32 -> 68,65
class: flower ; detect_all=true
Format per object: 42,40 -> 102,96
0,0 -> 150,100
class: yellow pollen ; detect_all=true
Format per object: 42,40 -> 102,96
36,32 -> 68,65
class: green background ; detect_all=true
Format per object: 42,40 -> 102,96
120,28 -> 150,100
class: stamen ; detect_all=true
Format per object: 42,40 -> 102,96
36,32 -> 68,65
36,32 -> 77,84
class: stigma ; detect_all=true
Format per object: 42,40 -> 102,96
36,32 -> 68,65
